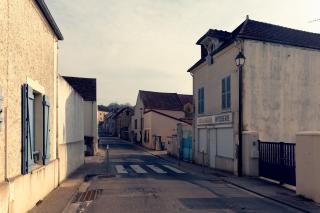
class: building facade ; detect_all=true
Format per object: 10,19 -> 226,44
0,0 -> 63,212
63,76 -> 98,156
131,90 -> 193,150
189,17 -> 320,175
115,107 -> 134,140
58,76 -> 85,181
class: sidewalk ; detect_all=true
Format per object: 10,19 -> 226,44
29,151 -> 107,213
134,143 -> 320,213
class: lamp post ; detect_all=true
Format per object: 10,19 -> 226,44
235,50 -> 246,177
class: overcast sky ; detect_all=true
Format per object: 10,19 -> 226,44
46,0 -> 320,105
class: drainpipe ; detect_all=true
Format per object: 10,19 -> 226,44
55,42 -> 60,185
238,64 -> 243,176
236,45 -> 246,177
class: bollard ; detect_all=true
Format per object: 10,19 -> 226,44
178,148 -> 181,167
106,144 -> 110,174
202,151 -> 205,174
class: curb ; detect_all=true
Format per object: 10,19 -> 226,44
224,179 -> 310,213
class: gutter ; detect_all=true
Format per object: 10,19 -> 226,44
33,0 -> 64,40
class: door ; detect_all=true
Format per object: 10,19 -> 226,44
209,128 -> 216,168
181,129 -> 192,162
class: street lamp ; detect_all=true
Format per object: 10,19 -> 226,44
235,51 -> 246,67
235,50 -> 245,177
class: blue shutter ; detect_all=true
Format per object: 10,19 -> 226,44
198,89 -> 201,114
226,76 -> 231,108
21,84 -> 35,174
42,95 -> 50,165
201,88 -> 204,113
222,78 -> 226,109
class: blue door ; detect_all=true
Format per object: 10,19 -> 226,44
181,135 -> 192,162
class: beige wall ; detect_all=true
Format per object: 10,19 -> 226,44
131,94 -> 144,141
243,40 -> 320,142
156,110 -> 185,119
296,132 -> 320,203
0,0 -> 58,179
143,111 -> 187,149
58,76 -> 84,181
98,111 -> 108,122
0,0 -> 61,212
192,44 -> 240,173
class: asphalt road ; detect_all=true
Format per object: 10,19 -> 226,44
76,137 -> 303,213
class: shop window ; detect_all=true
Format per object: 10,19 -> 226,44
221,76 -> 231,110
21,84 -> 50,175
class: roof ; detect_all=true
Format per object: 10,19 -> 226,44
178,94 -> 193,106
188,18 -> 320,72
98,105 -> 109,112
113,107 -> 134,118
196,29 -> 231,44
63,76 -> 96,101
34,0 -> 63,40
139,90 -> 192,111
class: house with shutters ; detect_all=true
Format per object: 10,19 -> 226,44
131,90 -> 193,150
0,1 -> 90,212
188,17 -> 320,176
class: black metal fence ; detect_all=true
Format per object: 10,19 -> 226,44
259,141 -> 296,186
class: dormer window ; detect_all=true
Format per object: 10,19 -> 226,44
201,37 -> 221,65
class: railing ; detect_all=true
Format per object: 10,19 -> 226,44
259,141 -> 296,186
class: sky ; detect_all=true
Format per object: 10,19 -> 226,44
45,0 -> 320,105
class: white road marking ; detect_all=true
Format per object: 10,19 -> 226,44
163,165 -> 185,174
130,165 -> 148,174
146,165 -> 167,174
115,165 -> 128,174
111,159 -> 144,163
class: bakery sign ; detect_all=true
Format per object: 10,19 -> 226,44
197,112 -> 233,126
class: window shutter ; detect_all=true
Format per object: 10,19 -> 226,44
198,89 -> 201,113
21,84 -> 35,174
42,95 -> 50,165
201,88 -> 204,113
221,79 -> 225,109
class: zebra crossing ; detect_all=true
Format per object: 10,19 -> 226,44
113,164 -> 185,175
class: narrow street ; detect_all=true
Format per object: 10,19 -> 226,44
66,137 -> 303,213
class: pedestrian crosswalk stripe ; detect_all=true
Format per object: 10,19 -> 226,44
130,165 -> 147,174
146,165 -> 167,174
162,165 -> 185,174
115,165 -> 128,174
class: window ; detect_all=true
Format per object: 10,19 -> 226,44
198,87 -> 204,114
221,76 -> 231,110
134,119 -> 137,129
21,84 -> 50,175
144,130 -> 149,143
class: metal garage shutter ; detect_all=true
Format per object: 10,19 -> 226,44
198,129 -> 207,153
217,128 -> 234,159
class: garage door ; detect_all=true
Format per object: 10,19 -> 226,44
217,128 -> 234,159
198,129 -> 207,153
